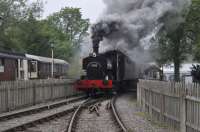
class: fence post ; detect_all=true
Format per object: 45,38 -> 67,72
65,80 -> 68,99
180,93 -> 186,132
160,94 -> 165,122
149,89 -> 153,117
6,83 -> 11,112
33,81 -> 36,105
50,79 -> 53,100
137,82 -> 140,104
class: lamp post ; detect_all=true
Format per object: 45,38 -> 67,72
51,43 -> 54,78
0,16 -> 2,31
0,16 -> 2,26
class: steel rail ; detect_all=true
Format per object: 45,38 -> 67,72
67,97 -> 107,132
1,101 -> 84,132
111,96 -> 127,132
0,96 -> 85,122
67,98 -> 91,132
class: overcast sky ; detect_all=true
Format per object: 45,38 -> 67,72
41,0 -> 105,23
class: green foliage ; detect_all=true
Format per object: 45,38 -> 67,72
46,8 -> 90,60
189,0 -> 200,61
0,0 -> 44,51
0,1 -> 90,61
153,0 -> 200,81
153,25 -> 192,81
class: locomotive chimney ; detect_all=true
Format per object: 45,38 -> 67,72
92,41 -> 99,54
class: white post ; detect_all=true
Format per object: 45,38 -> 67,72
23,60 -> 29,80
6,85 -> 11,111
180,94 -> 186,132
18,59 -> 21,80
51,48 -> 54,78
137,82 -> 141,106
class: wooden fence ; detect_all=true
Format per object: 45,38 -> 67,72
137,80 -> 200,132
0,79 -> 80,114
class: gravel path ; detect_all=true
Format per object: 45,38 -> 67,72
75,100 -> 120,132
115,94 -> 176,132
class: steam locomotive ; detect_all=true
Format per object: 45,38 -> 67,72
74,48 -> 139,95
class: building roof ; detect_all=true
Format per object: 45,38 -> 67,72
25,54 -> 69,65
0,51 -> 26,59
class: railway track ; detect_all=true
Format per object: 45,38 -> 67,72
67,95 -> 128,132
67,98 -> 104,132
67,99 -> 89,132
111,96 -> 128,132
0,95 -> 129,132
0,96 -> 86,132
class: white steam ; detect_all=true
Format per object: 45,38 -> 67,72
91,0 -> 191,63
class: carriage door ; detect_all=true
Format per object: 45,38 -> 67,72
29,61 -> 38,79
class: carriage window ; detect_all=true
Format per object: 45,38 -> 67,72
30,61 -> 37,72
0,58 -> 4,73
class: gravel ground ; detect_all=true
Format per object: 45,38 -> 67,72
0,100 -> 84,132
24,114 -> 71,132
115,94 -> 176,132
75,100 -> 120,132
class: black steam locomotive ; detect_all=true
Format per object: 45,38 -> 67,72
74,24 -> 139,94
74,49 -> 138,94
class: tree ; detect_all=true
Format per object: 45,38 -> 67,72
150,34 -> 171,80
168,0 -> 200,81
0,0 -> 43,52
0,2 -> 89,61
167,24 -> 191,81
152,24 -> 191,81
187,0 -> 200,61
47,7 -> 89,58
47,8 -> 89,53
153,1 -> 199,82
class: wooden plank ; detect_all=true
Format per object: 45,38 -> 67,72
186,122 -> 200,131
0,79 -> 76,114
180,94 -> 186,132
186,96 -> 200,103
163,113 -> 180,122
143,85 -> 181,98
151,105 -> 161,113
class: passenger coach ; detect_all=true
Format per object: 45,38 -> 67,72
25,54 -> 69,79
0,51 -> 69,81
0,51 -> 27,81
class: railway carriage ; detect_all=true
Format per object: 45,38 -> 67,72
0,51 -> 27,81
25,54 -> 69,79
0,51 -> 69,81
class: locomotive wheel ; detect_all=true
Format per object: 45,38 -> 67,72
86,91 -> 90,97
86,89 -> 97,97
92,89 -> 97,97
